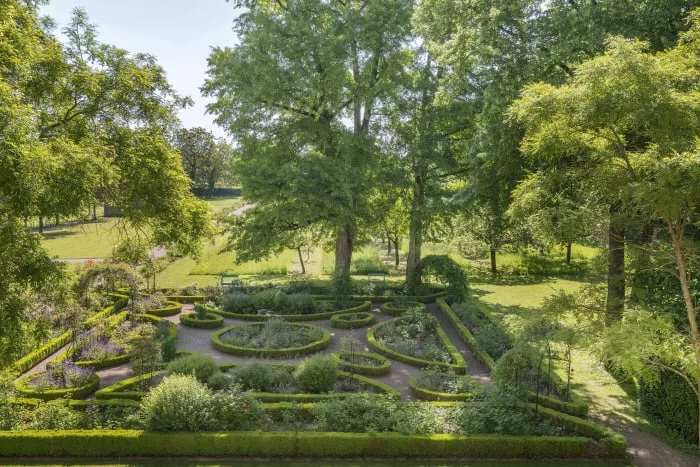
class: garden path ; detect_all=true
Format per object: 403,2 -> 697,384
169,303 -> 487,399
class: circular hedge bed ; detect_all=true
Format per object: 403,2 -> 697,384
180,312 -> 224,329
15,372 -> 100,401
331,351 -> 391,376
330,311 -> 376,329
212,322 -> 331,358
382,300 -> 427,316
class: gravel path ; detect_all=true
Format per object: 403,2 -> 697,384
172,303 -> 487,399
19,300 -> 700,466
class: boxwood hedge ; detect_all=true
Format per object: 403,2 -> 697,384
15,373 -> 100,401
211,323 -> 331,358
382,300 -> 427,316
367,321 -> 467,374
179,312 -> 224,329
331,351 -> 391,376
329,311 -> 376,329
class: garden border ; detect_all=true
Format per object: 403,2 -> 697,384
437,298 -> 589,417
382,300 -> 427,316
203,301 -> 371,322
408,375 -> 482,401
180,312 -> 224,329
14,373 -> 100,401
367,321 -> 467,374
145,301 -> 183,317
329,311 -> 376,329
331,351 -> 392,376
211,323 -> 331,358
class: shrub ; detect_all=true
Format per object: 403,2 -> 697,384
294,356 -> 339,394
212,388 -> 266,430
473,325 -> 511,360
252,289 -> 287,311
222,293 -> 256,314
138,374 -> 214,431
284,293 -> 317,314
639,370 -> 698,444
414,368 -> 479,394
313,395 -> 400,432
457,403 -> 563,436
229,361 -> 275,392
207,372 -> 233,390
351,257 -> 389,275
166,354 -> 221,384
18,400 -> 84,430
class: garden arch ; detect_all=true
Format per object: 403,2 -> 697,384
407,255 -> 467,301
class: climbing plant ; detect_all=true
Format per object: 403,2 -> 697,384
407,255 -> 467,301
75,263 -> 142,302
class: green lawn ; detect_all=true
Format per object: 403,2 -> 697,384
41,218 -> 139,258
202,195 -> 246,213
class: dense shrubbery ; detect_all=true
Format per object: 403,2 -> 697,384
229,361 -> 276,392
221,290 -> 332,316
452,300 -> 512,359
639,370 -> 698,444
413,368 -> 479,395
294,356 -> 339,394
165,354 -> 220,383
137,374 -> 266,431
219,322 -> 326,349
375,310 -> 451,363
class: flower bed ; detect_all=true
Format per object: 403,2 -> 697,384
205,290 -> 371,321
329,311 -> 375,329
15,362 -> 100,401
381,300 -> 427,316
367,310 -> 466,373
331,351 -> 391,376
409,368 -> 482,401
134,293 -> 183,317
211,322 -> 331,358
180,312 -> 224,329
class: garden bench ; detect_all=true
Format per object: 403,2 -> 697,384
220,273 -> 240,290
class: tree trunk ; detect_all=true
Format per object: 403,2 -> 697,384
55,215 -> 59,226
92,204 -> 97,221
565,243 -> 572,265
669,221 -> 700,447
38,216 -> 44,234
297,247 -> 306,275
606,208 -> 625,322
394,239 -> 400,268
406,174 -> 425,280
490,247 -> 497,275
335,222 -> 356,276
387,238 -> 392,255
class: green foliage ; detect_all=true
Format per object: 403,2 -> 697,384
312,395 -> 404,433
407,255 -> 467,301
212,323 -> 331,358
212,389 -> 266,430
294,356 -> 339,394
206,372 -> 233,391
330,311 -> 376,329
414,368 -> 479,395
332,352 -> 391,376
457,403 -> 562,436
222,293 -> 256,314
229,361 -> 275,392
138,374 -> 214,431
640,370 -> 698,444
166,354 -> 221,384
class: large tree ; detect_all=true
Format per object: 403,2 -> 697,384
0,3 -> 210,362
203,0 -> 412,277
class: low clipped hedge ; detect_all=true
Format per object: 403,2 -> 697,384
0,430 -> 618,459
437,298 -> 496,370
438,299 -> 588,417
331,351 -> 391,376
15,373 -> 100,401
179,312 -> 224,329
409,375 -> 482,401
166,295 -> 208,304
12,295 -> 129,374
382,300 -> 427,316
330,311 -> 376,329
205,300 -> 371,322
211,323 -> 331,358
95,371 -> 163,401
367,322 -> 467,374
313,291 -> 447,304
144,301 -> 183,317
95,367 -> 398,402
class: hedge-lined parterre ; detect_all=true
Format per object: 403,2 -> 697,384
180,311 -> 224,329
211,322 -> 331,358
381,300 -> 427,316
15,372 -> 100,401
331,351 -> 391,376
330,311 -> 376,329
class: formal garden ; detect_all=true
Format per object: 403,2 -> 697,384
3,0 -> 700,465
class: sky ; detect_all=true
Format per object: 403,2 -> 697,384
41,0 -> 242,138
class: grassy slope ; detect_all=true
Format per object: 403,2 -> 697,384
41,218 -> 139,258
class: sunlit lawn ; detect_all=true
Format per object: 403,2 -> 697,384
202,195 -> 246,213
41,218 -> 139,258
